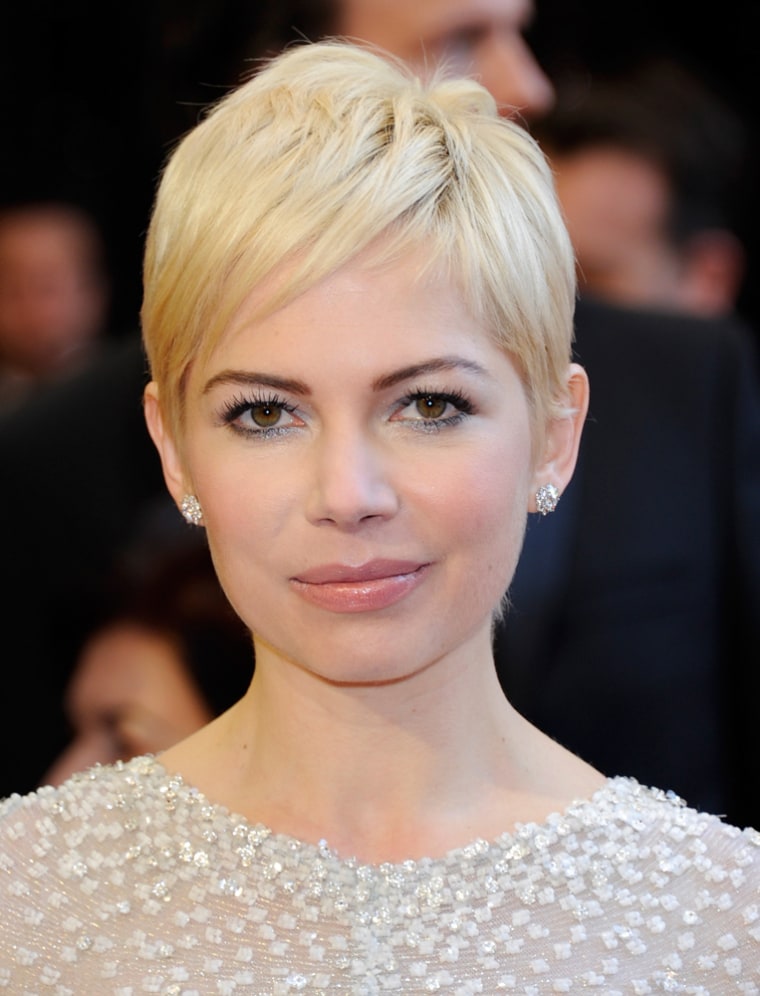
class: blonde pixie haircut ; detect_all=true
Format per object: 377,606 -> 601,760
141,40 -> 577,444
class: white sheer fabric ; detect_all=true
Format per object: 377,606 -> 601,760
1,755 -> 758,993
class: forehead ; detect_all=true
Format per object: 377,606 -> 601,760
555,148 -> 670,225
203,246 -> 509,387
338,0 -> 534,57
0,212 -> 93,266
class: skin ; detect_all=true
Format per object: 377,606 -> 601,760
338,0 -> 554,120
145,245 -> 598,863
40,0 -> 556,787
41,623 -> 213,788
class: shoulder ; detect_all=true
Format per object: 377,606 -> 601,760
573,294 -> 760,372
577,777 -> 760,877
0,334 -> 148,445
0,756 -> 167,856
0,756 -> 205,982
540,778 -> 760,945
573,298 -> 760,445
0,759 -> 187,944
0,333 -> 164,548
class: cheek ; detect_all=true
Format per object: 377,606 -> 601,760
191,423 -> 532,630
194,461 -> 292,625
470,463 -> 528,577
419,436 -> 532,588
193,443 -> 289,540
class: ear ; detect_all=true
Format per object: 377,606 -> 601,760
143,381 -> 189,509
529,362 -> 589,513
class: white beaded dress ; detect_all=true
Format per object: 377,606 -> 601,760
0,754 -> 758,994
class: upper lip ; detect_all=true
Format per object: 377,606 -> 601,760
292,559 -> 427,584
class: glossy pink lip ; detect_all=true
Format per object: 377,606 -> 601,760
290,560 -> 430,612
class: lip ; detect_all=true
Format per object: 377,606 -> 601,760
290,559 -> 430,613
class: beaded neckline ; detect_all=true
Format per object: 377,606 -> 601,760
9,752 -> 757,994
61,753 -> 687,874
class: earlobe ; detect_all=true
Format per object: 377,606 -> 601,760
530,363 -> 589,513
143,382 -> 188,508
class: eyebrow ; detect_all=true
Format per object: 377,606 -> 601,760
371,357 -> 489,391
202,371 -> 312,396
202,356 -> 489,396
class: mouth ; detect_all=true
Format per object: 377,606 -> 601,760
290,560 -> 430,613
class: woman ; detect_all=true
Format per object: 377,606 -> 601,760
1,41 -> 757,991
41,538 -> 251,786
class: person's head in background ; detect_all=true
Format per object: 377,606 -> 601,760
157,0 -> 554,131
336,0 -> 554,118
41,537 -> 252,787
533,59 -> 749,318
0,201 -> 110,393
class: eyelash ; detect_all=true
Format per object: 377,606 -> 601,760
397,388 -> 474,431
219,391 -> 299,438
217,387 -> 475,438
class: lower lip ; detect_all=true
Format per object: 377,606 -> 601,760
290,565 -> 429,613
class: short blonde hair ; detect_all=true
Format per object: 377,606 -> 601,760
141,40 -> 576,443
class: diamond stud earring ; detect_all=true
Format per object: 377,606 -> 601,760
535,483 -> 560,516
180,494 -> 204,526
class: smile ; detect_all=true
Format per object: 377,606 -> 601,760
289,560 -> 430,613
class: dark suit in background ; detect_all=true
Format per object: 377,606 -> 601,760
2,297 -> 759,831
0,336 -> 166,794
496,295 -> 760,830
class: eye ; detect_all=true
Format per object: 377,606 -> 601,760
249,401 -> 287,428
218,392 -> 302,437
394,389 -> 474,430
441,23 -> 489,59
415,395 -> 450,419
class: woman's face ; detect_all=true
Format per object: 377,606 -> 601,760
153,250 -> 546,685
41,623 -> 213,786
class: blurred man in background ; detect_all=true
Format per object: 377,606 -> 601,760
0,201 -> 110,412
1,0 -> 759,832
534,58 -> 749,317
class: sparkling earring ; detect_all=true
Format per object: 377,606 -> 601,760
535,483 -> 560,516
180,494 -> 204,526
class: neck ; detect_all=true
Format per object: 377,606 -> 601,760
158,632 -> 604,862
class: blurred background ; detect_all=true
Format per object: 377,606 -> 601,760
1,0 -> 758,343
532,0 -> 760,335
1,1 -> 759,817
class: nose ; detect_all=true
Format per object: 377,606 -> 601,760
305,426 -> 400,528
478,34 -> 555,121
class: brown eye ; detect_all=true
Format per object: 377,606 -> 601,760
251,403 -> 283,428
416,395 -> 448,419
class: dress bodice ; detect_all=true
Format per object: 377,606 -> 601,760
1,755 -> 758,993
